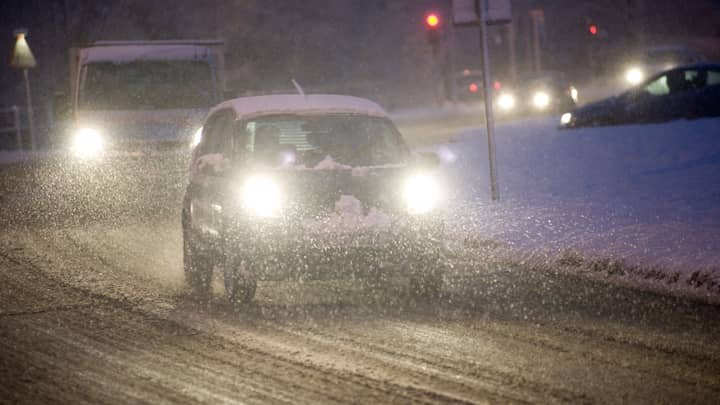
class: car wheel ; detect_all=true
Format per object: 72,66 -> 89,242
223,254 -> 257,305
182,222 -> 214,299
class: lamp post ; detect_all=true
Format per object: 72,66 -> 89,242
10,29 -> 37,151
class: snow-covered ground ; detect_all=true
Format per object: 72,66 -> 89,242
438,116 -> 720,301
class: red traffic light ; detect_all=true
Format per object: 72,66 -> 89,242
425,13 -> 440,29
588,24 -> 598,35
468,83 -> 479,93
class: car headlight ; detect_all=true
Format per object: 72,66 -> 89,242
191,127 -> 203,148
242,175 -> 281,217
532,91 -> 551,109
560,112 -> 573,126
72,127 -> 103,158
497,93 -> 515,110
625,67 -> 643,85
403,173 -> 440,215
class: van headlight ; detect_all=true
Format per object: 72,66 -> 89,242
72,127 -> 103,158
242,175 -> 282,217
497,93 -> 516,110
532,91 -> 551,109
403,174 -> 441,215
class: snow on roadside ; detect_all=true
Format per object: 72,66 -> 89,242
438,116 -> 720,301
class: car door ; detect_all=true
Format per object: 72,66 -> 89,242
693,68 -> 720,118
188,109 -> 235,238
625,69 -> 701,123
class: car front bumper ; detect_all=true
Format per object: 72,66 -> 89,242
222,215 -> 444,278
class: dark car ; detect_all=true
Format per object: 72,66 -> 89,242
496,71 -> 577,116
182,94 -> 446,304
561,64 -> 720,128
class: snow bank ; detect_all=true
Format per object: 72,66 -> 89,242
440,116 -> 720,299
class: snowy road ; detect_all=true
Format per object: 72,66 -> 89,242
1,157 -> 720,403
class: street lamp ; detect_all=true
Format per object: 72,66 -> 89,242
9,29 -> 37,151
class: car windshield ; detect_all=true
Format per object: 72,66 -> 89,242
241,114 -> 410,167
79,60 -> 215,110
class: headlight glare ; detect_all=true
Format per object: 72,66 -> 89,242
569,87 -> 578,103
560,112 -> 572,125
532,91 -> 551,109
625,68 -> 643,85
191,127 -> 203,148
498,93 -> 515,110
242,175 -> 281,217
403,174 -> 440,215
72,127 -> 103,158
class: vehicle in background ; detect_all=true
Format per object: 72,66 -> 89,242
560,63 -> 720,128
495,71 -> 577,116
182,94 -> 446,304
620,45 -> 705,87
453,69 -> 486,103
64,40 -> 225,158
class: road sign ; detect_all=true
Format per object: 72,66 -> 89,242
452,0 -> 512,26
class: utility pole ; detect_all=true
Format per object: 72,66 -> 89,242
529,9 -> 544,72
452,0 -> 511,202
479,3 -> 499,201
507,21 -> 517,83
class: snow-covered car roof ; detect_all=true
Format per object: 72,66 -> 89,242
210,94 -> 388,120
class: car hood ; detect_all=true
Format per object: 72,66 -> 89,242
277,166 -> 409,218
572,96 -> 621,116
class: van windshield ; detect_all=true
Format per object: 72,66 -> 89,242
79,60 -> 215,110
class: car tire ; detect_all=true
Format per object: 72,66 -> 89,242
223,254 -> 257,305
182,222 -> 214,299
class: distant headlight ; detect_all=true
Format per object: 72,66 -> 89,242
497,93 -> 516,110
191,127 -> 203,148
569,86 -> 578,103
242,175 -> 281,217
532,91 -> 551,109
72,127 -> 103,158
403,173 -> 440,215
625,68 -> 643,85
560,112 -> 573,126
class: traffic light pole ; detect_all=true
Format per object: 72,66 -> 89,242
479,0 -> 499,201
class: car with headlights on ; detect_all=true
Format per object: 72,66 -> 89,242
182,94 -> 446,304
495,71 -> 577,117
560,63 -> 720,128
